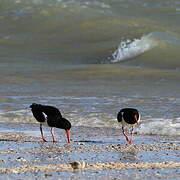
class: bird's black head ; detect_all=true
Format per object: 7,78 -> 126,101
59,118 -> 71,144
117,108 -> 140,124
29,103 -> 42,110
59,118 -> 71,130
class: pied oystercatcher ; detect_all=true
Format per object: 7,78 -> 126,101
30,103 -> 71,143
117,108 -> 140,144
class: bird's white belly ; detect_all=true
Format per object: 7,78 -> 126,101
119,118 -> 134,128
41,121 -> 48,126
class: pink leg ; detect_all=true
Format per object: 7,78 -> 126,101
129,127 -> 134,144
40,124 -> 47,142
50,127 -> 57,143
122,126 -> 131,144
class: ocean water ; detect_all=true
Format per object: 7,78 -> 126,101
0,0 -> 180,136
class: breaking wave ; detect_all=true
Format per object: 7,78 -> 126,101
112,34 -> 159,62
111,32 -> 180,70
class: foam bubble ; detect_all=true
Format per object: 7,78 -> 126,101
112,34 -> 158,62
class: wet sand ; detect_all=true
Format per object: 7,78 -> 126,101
0,123 -> 179,179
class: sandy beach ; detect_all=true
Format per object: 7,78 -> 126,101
0,123 -> 179,179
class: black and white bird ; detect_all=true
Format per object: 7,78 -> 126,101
117,108 -> 140,144
29,103 -> 71,143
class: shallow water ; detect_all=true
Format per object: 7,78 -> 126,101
0,0 -> 180,136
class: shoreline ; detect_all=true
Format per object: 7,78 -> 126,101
0,123 -> 179,179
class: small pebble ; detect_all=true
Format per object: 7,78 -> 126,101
16,157 -> 27,162
45,174 -> 52,177
78,142 -> 85,145
70,161 -> 86,169
0,159 -> 5,163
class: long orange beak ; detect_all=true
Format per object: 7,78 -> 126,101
66,129 -> 71,143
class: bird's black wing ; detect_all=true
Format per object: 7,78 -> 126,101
41,105 -> 62,118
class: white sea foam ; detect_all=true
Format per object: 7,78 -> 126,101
1,110 -> 180,137
0,110 -> 34,124
137,118 -> 180,136
112,34 -> 158,62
